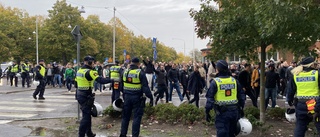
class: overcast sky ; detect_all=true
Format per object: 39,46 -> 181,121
0,0 -> 210,56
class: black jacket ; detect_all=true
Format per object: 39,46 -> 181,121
153,68 -> 167,86
238,70 -> 251,90
143,60 -> 154,74
179,70 -> 189,86
187,71 -> 205,94
168,68 -> 179,83
265,69 -> 280,88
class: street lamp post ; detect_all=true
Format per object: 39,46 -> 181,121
113,7 -> 116,63
33,18 -> 39,65
172,38 -> 186,61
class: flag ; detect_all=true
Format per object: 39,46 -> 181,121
152,38 -> 157,60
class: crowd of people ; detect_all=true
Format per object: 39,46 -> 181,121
2,56 -> 317,137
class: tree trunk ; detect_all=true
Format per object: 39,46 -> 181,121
260,42 -> 267,123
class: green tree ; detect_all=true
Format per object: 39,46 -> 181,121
41,0 -> 83,64
190,0 -> 320,122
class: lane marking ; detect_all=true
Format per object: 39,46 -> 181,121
0,101 -> 69,107
0,106 -> 54,112
0,112 -> 37,118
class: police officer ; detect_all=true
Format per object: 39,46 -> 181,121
76,56 -> 113,137
9,60 -> 19,87
205,60 -> 246,137
33,59 -> 46,100
119,57 -> 153,137
21,60 -> 30,88
110,60 -> 123,103
287,57 -> 320,137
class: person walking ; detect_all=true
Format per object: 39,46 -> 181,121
205,60 -> 246,137
21,60 -> 30,88
76,56 -> 113,137
52,62 -> 62,88
64,63 -> 75,92
180,65 -> 190,101
168,63 -> 183,103
46,63 -> 54,87
287,57 -> 320,137
32,59 -> 46,100
265,63 -> 281,109
238,63 -> 257,107
188,65 -> 205,108
153,64 -> 168,104
251,63 -> 260,98
110,61 -> 123,103
119,57 -> 153,137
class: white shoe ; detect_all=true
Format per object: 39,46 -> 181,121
168,101 -> 172,103
68,90 -> 71,93
181,100 -> 188,105
275,105 -> 280,108
268,104 -> 271,107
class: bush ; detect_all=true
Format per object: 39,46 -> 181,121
244,106 -> 260,119
103,105 -> 122,118
177,104 -> 205,124
267,107 -> 286,119
143,103 -> 155,119
154,103 -> 179,124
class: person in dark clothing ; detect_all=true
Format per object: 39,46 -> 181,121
94,62 -> 103,92
238,63 -> 257,107
52,63 -> 62,88
168,63 -> 183,102
230,64 -> 239,80
279,62 -> 288,96
188,65 -> 205,108
287,57 -> 320,136
141,56 -> 154,90
265,63 -> 281,109
153,65 -> 168,104
205,60 -> 246,136
180,65 -> 190,101
33,59 -> 46,100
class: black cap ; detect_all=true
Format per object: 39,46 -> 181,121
115,60 -> 120,64
39,59 -> 44,62
132,57 -> 140,63
300,57 -> 314,65
216,60 -> 228,70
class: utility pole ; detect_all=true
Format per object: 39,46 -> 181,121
35,18 -> 39,65
113,7 -> 116,63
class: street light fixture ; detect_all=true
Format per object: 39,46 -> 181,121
172,38 -> 186,61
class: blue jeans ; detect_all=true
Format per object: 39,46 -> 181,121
294,102 -> 320,137
215,108 -> 239,137
53,74 -> 61,87
65,77 -> 73,91
120,94 -> 144,137
94,81 -> 102,92
169,82 -> 183,101
265,88 -> 277,108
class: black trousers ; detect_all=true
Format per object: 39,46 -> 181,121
246,88 -> 258,107
21,72 -> 30,87
9,73 -> 18,87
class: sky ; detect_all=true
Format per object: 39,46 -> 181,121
0,0 -> 210,57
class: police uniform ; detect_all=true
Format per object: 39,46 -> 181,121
76,56 -> 113,137
9,62 -> 19,87
21,61 -> 30,87
110,63 -> 122,103
120,58 -> 153,137
33,60 -> 46,100
205,60 -> 245,137
287,57 -> 320,137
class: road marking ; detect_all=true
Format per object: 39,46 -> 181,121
0,120 -> 12,124
0,106 -> 54,112
0,101 -> 69,107
14,98 -> 77,103
0,112 -> 37,118
42,95 -> 76,99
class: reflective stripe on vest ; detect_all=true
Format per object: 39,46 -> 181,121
76,68 -> 93,90
11,65 -> 19,73
110,66 -> 121,80
294,70 -> 320,99
214,77 -> 238,106
39,65 -> 45,77
21,63 -> 29,72
123,69 -> 142,91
